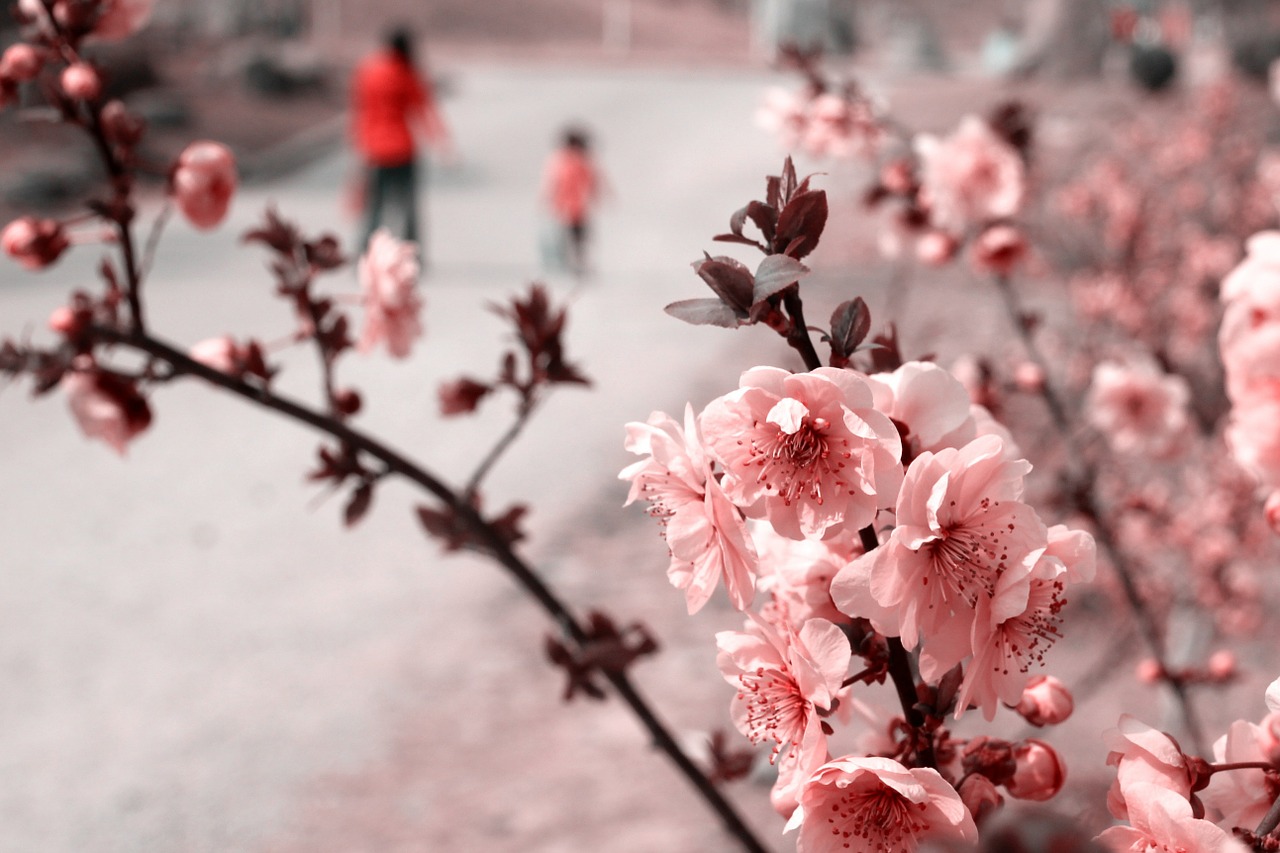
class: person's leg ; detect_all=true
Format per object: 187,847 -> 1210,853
359,164 -> 388,251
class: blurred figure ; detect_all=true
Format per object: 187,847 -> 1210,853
351,26 -> 452,256
541,126 -> 603,278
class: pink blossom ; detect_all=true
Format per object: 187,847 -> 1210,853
756,87 -> 808,151
91,0 -> 154,40
915,116 -> 1025,232
831,434 -> 1046,651
751,523 -> 858,627
914,230 -> 957,266
866,360 -> 975,459
1005,739 -> 1066,801
1201,719 -> 1275,830
189,336 -> 239,374
700,366 -> 903,541
970,223 -> 1027,275
770,723 -> 831,819
0,44 -> 42,81
62,367 -> 152,455
1103,715 -> 1193,821
60,62 -> 100,100
1268,676 -> 1280,713
622,405 -> 757,613
1085,357 -> 1191,458
803,93 -> 879,160
715,612 -> 849,764
788,756 -> 977,853
1016,675 -> 1074,727
1096,782 -> 1248,853
2,216 -> 69,270
357,228 -> 423,359
172,141 -> 238,230
1225,389 -> 1280,490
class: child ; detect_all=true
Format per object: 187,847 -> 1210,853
542,127 -> 602,277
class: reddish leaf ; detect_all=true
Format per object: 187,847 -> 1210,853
343,482 -> 373,528
665,298 -> 744,328
752,254 -> 810,304
438,377 -> 492,415
693,255 -> 755,312
825,298 -> 872,363
774,189 -> 828,259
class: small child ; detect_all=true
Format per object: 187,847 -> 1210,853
542,127 -> 602,277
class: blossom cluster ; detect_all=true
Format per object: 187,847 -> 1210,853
623,354 -> 1095,850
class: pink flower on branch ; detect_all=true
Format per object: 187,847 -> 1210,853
915,116 -> 1025,233
788,756 -> 977,853
1085,358 -> 1191,458
357,228 -> 422,359
62,366 -> 152,454
621,406 -> 758,613
700,366 -> 903,541
1096,782 -> 1248,853
832,434 -> 1047,651
172,141 -> 238,230
715,612 -> 850,764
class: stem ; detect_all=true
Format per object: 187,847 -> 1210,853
782,289 -> 822,371
464,392 -> 539,502
1258,792 -> 1280,838
991,272 -> 1206,755
1210,761 -> 1277,775
93,325 -> 771,853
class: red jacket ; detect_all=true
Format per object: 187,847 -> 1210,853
352,52 -> 431,166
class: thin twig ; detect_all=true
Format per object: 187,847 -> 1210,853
464,393 -> 539,502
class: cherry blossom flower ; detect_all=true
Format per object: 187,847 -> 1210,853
751,522 -> 859,627
172,141 -> 238,230
1015,675 -> 1074,727
970,223 -> 1028,275
62,366 -> 152,455
357,228 -> 423,359
1103,715 -> 1193,821
787,756 -> 977,853
1201,719 -> 1275,830
770,723 -> 831,820
915,116 -> 1025,233
715,612 -> 849,765
866,360 -> 975,459
700,366 -> 903,541
2,216 -> 69,270
1085,357 -> 1191,458
831,434 -> 1046,650
756,87 -> 809,151
1096,782 -> 1248,853
803,93 -> 879,160
622,405 -> 757,613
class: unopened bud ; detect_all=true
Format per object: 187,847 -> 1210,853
1014,361 -> 1045,393
1015,675 -> 1074,727
172,141 -> 237,230
2,216 -> 69,270
916,230 -> 957,266
958,774 -> 1003,825
334,388 -> 362,416
60,62 -> 101,101
100,99 -> 145,148
1006,739 -> 1066,802
971,224 -> 1028,275
1135,658 -> 1163,684
0,43 -> 43,82
1206,650 -> 1236,681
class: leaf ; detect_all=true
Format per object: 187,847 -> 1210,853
826,298 -> 872,361
665,298 -> 743,328
745,200 -> 778,244
779,156 -> 798,206
693,255 -> 755,311
344,482 -> 373,527
711,232 -> 767,250
752,254 -> 810,304
774,189 -> 828,259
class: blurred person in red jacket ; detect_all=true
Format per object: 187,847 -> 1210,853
351,26 -> 452,256
542,126 -> 604,278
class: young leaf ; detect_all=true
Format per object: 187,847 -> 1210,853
827,297 -> 872,361
665,298 -> 744,328
752,254 -> 810,304
774,189 -> 828,259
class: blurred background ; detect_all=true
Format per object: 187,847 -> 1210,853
4,1 -> 1280,851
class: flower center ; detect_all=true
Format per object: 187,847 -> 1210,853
924,499 -> 1009,603
736,665 -> 807,760
995,576 -> 1065,674
749,398 -> 848,506
822,785 -> 931,851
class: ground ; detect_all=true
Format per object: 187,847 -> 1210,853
0,14 -> 1276,853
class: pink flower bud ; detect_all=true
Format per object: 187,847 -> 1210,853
0,43 -> 42,82
880,158 -> 914,195
172,141 -> 237,230
48,305 -> 83,337
189,336 -> 238,374
957,774 -> 1003,825
1015,675 -> 1074,726
63,366 -> 152,454
60,62 -> 101,101
1265,490 -> 1280,535
971,223 -> 1028,275
1005,739 -> 1066,802
100,99 -> 145,148
1206,650 -> 1236,681
1014,361 -> 1045,392
1135,658 -> 1163,684
2,216 -> 69,270
915,230 -> 958,266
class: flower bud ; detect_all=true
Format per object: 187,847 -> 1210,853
48,305 -> 86,337
971,223 -> 1028,275
2,216 -> 69,270
0,43 -> 43,82
60,62 -> 101,101
1206,650 -> 1236,681
1135,658 -> 1163,684
1014,361 -> 1045,393
189,336 -> 238,374
915,230 -> 957,266
100,99 -> 145,148
1265,490 -> 1280,535
1006,739 -> 1066,801
334,388 -> 362,416
958,774 -> 1003,825
172,141 -> 237,230
962,736 -> 1017,786
1015,675 -> 1074,727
